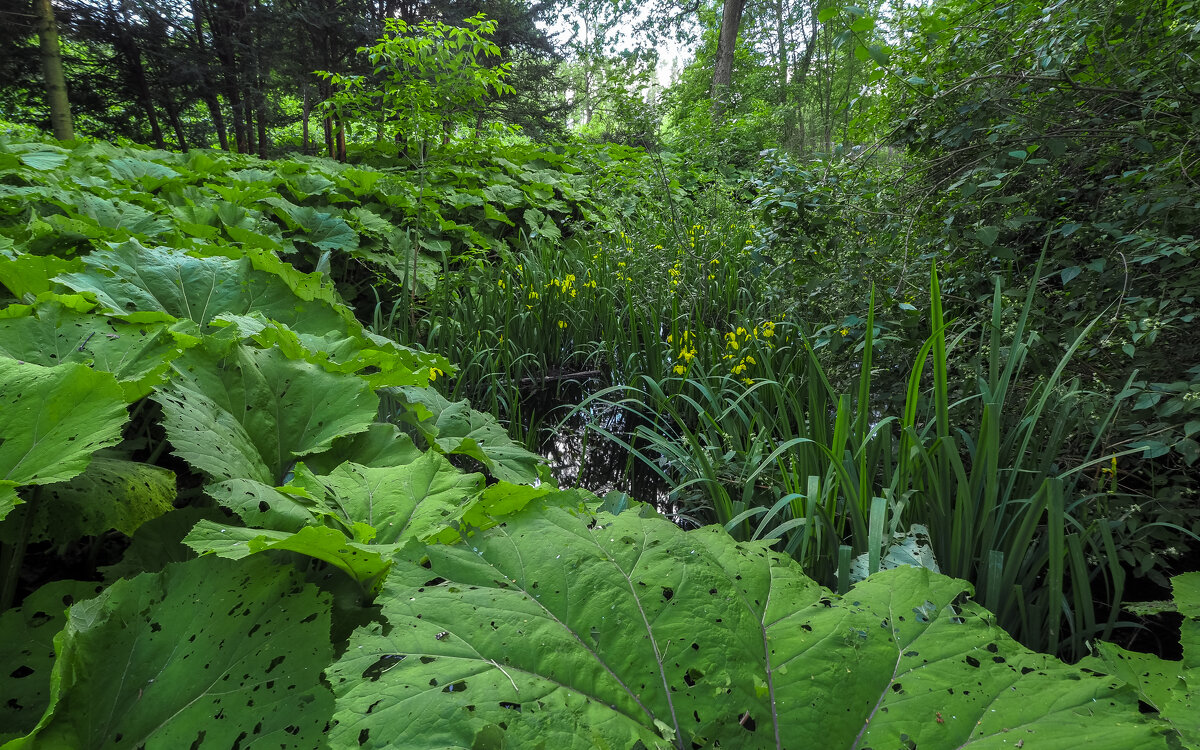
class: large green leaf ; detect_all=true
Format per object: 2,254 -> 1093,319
290,452 -> 484,543
53,193 -> 169,237
183,522 -> 393,592
327,506 -> 1165,749
216,313 -> 448,388
0,251 -> 82,299
56,239 -> 352,338
0,294 -> 192,400
1085,572 -> 1200,746
390,385 -> 550,485
5,556 -> 333,749
155,340 -> 378,485
0,581 -> 105,743
0,456 -> 174,545
0,359 -> 129,521
99,507 -> 224,582
301,423 -> 422,474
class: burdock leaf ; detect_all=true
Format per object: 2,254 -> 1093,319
56,239 -> 352,340
326,505 -> 1165,749
155,340 -> 378,486
0,359 -> 128,521
6,556 -> 332,749
0,457 -> 174,545
0,581 -> 105,742
0,295 -> 190,400
183,522 -> 391,592
389,386 -> 548,485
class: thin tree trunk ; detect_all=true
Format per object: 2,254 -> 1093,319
792,9 -> 819,153
711,0 -> 746,119
162,92 -> 188,150
191,0 -> 228,149
776,0 -> 792,144
35,0 -> 73,140
115,9 -> 165,150
257,103 -> 267,157
251,0 -> 267,157
301,85 -> 311,154
245,104 -> 256,154
209,0 -> 247,151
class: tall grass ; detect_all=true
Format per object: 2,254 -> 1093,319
573,259 -> 1137,659
380,185 -> 1141,658
374,189 -> 766,439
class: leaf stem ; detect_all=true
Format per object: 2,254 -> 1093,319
0,485 -> 41,613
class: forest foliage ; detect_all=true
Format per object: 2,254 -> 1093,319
1,0 -> 1199,746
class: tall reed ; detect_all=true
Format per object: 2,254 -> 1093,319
576,257 -> 1137,658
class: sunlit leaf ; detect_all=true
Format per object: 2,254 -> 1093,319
0,359 -> 128,521
327,506 -> 1163,749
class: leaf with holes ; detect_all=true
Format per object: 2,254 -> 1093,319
56,240 -> 353,341
183,522 -> 392,592
0,456 -> 175,546
5,556 -> 333,750
1084,572 -> 1200,746
0,581 -> 105,743
326,505 -> 1165,749
0,294 -> 192,401
289,452 -> 485,543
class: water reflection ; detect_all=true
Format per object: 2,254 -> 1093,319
520,379 -> 670,507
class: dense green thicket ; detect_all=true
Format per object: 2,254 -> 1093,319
1,0 -> 1199,744
0,131 -> 1194,750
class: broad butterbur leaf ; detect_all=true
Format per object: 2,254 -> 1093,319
56,240 -> 353,342
52,193 -> 168,237
302,423 -> 422,474
0,359 -> 129,521
327,505 -> 1165,749
1084,571 -> 1200,745
0,456 -> 174,545
99,506 -> 224,582
217,313 -> 447,388
6,556 -> 333,749
289,452 -> 485,543
155,340 -> 378,485
0,294 -> 191,400
389,385 -> 549,485
184,521 -> 392,593
0,251 -> 82,299
0,581 -> 104,742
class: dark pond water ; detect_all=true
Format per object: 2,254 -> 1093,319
519,379 -> 670,506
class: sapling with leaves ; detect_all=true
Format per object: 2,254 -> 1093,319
315,13 -> 515,161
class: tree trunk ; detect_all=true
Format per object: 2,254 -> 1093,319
711,0 -> 747,119
791,9 -> 819,152
35,0 -> 73,140
251,0 -> 267,158
301,85 -> 311,154
208,0 -> 248,151
191,0 -> 228,149
162,92 -> 189,150
776,0 -> 792,144
245,102 -> 256,154
116,22 -> 165,149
